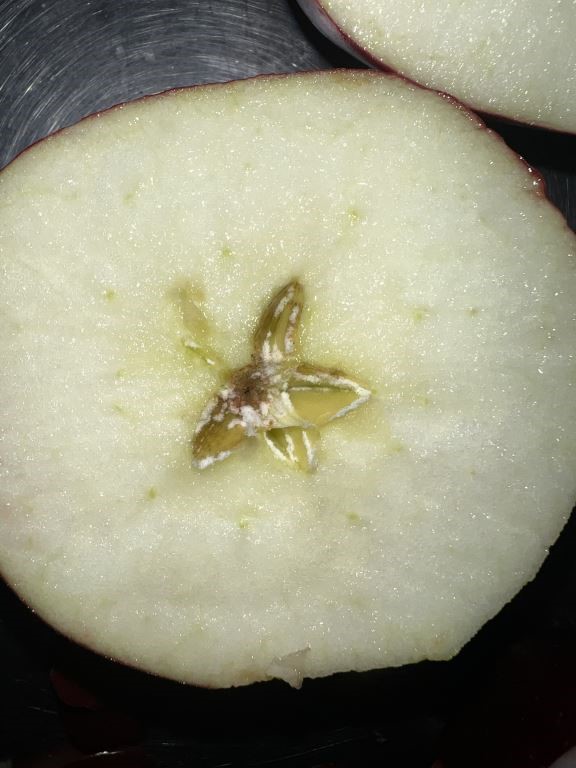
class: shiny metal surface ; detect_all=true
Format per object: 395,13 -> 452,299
0,0 -> 358,167
0,1 -> 575,766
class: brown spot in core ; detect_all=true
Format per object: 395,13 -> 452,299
228,365 -> 273,411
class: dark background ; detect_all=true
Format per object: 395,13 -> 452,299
0,2 -> 575,766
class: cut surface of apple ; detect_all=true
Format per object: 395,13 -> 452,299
0,71 -> 575,688
298,0 -> 576,133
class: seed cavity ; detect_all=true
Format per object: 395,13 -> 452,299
169,281 -> 221,368
264,427 -> 318,473
191,281 -> 371,472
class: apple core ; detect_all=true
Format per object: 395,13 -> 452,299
192,280 -> 371,472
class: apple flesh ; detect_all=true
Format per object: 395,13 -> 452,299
0,71 -> 575,688
298,0 -> 576,133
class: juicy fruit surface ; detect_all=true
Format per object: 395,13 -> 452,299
316,0 -> 576,132
0,72 -> 575,688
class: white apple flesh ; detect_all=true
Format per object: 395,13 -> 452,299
298,0 -> 576,133
0,72 -> 575,688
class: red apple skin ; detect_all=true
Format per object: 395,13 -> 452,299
297,0 -> 576,135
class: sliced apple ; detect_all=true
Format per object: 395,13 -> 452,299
298,0 -> 576,133
0,71 -> 575,688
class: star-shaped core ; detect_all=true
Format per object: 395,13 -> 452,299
192,281 -> 370,472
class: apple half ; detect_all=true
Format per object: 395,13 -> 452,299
0,71 -> 575,689
298,0 -> 576,133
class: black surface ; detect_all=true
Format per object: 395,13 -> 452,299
0,2 -> 575,767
